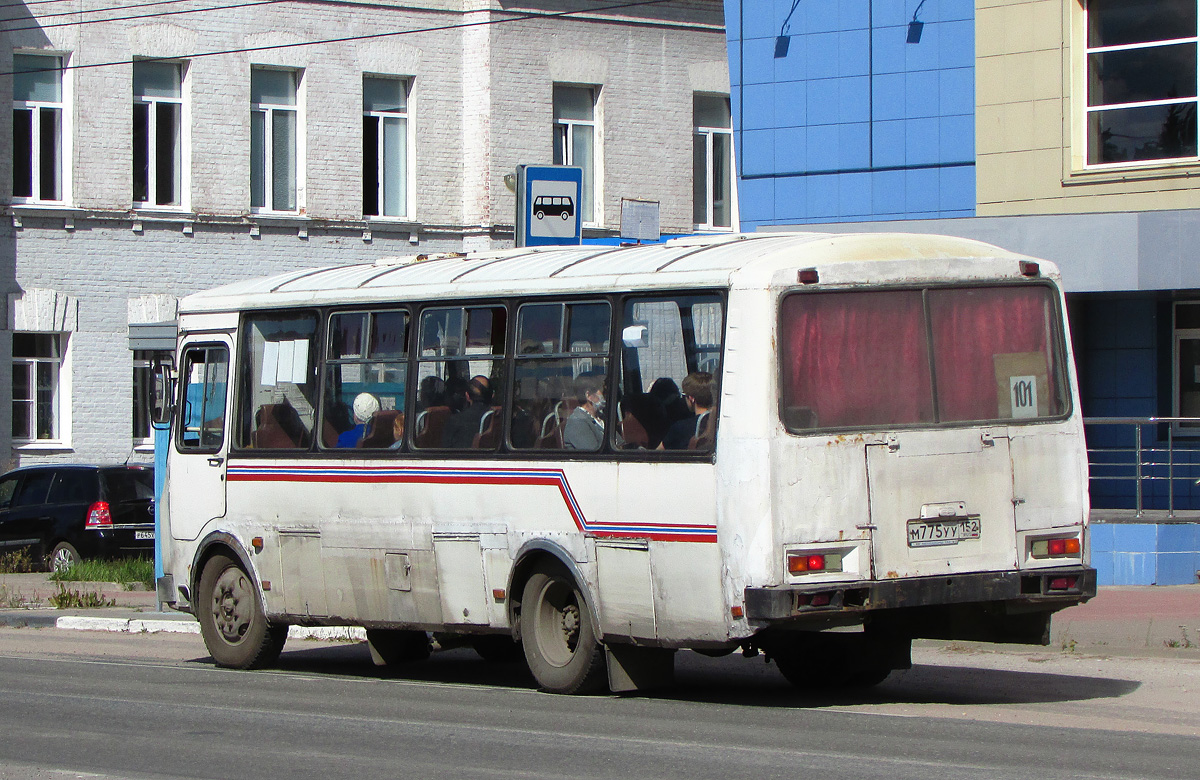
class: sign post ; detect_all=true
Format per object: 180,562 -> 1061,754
516,165 -> 583,247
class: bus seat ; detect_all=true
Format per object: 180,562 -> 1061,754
473,408 -> 499,449
253,403 -> 306,449
535,411 -> 562,449
415,406 -> 450,448
620,411 -> 649,449
687,411 -> 716,451
360,410 -> 401,449
322,419 -> 340,448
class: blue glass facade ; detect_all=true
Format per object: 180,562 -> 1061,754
725,0 -> 977,228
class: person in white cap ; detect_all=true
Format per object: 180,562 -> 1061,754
337,392 -> 380,447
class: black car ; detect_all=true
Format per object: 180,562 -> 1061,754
0,464 -> 155,571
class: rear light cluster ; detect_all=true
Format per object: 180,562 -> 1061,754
787,551 -> 844,575
85,501 -> 112,529
1031,536 -> 1081,559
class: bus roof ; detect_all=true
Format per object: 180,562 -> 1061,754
179,231 -> 1047,314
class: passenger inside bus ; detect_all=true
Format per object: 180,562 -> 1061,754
337,392 -> 380,447
442,376 -> 493,448
564,374 -> 624,450
659,372 -> 716,450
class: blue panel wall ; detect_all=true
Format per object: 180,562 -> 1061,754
1090,523 -> 1200,585
726,0 -> 976,228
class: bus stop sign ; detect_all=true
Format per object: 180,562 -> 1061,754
516,165 -> 583,247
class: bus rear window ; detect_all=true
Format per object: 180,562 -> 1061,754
779,285 -> 1068,432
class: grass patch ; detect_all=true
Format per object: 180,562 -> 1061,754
48,583 -> 116,609
0,548 -> 39,574
50,558 -> 154,590
0,584 -> 41,609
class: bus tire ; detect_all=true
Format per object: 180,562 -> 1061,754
197,553 -> 286,670
520,563 -> 607,694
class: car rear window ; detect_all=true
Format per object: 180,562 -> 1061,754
47,470 -> 99,504
102,469 -> 154,503
779,284 -> 1069,432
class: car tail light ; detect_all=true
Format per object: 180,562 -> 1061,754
85,501 -> 112,529
1032,535 -> 1081,559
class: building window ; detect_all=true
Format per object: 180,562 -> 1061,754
12,54 -> 63,203
132,349 -> 171,444
1174,302 -> 1200,430
552,85 -> 597,223
363,76 -> 409,218
12,333 -> 63,442
1085,0 -> 1197,166
133,61 -> 182,207
250,68 -> 299,212
693,94 -> 734,230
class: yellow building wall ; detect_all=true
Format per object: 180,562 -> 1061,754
976,0 -> 1200,216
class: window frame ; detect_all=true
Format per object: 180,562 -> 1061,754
12,52 -> 67,205
133,60 -> 185,209
176,344 -> 230,454
362,74 -> 412,220
320,307 -> 411,450
552,84 -> 600,226
1171,300 -> 1200,434
250,67 -> 302,214
693,93 -> 736,231
777,281 -> 1073,436
12,331 -> 68,447
1079,0 -> 1199,171
226,289 -> 728,461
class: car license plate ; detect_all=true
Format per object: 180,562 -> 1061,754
135,530 -> 155,540
907,516 -> 980,547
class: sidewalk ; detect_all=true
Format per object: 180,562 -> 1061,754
2,572 -> 1198,655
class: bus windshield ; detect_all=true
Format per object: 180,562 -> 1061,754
779,284 -> 1069,431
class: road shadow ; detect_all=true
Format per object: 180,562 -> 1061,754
191,642 -> 1141,709
191,641 -> 539,690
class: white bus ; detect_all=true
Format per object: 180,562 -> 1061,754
157,232 -> 1095,694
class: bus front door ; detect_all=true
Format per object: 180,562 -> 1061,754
865,428 -> 1019,579
170,340 -> 232,542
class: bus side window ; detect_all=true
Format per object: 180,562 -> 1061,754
321,309 -> 409,450
509,301 -> 611,452
238,313 -> 319,450
413,305 -> 507,450
616,294 -> 723,453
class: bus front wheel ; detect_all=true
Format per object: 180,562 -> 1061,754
197,553 -> 287,669
520,563 -> 606,694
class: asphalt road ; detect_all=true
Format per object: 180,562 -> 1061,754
0,628 -> 1198,780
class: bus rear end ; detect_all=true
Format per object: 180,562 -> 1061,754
746,257 -> 1094,686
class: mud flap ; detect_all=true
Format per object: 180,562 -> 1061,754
605,645 -> 675,693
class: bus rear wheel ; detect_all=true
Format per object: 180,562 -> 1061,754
520,563 -> 606,694
197,553 -> 287,669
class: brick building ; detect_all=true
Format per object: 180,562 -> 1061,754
0,0 -> 731,468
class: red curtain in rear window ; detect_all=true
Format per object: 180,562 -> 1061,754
780,290 -> 933,429
928,286 -> 1061,422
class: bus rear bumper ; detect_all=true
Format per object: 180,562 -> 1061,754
744,567 -> 1096,644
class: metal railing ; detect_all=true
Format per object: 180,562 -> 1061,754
1084,417 -> 1200,517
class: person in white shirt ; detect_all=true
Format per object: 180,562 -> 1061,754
563,374 -> 623,451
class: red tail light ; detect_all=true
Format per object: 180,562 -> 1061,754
85,501 -> 112,529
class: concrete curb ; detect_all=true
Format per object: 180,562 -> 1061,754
51,614 -> 366,641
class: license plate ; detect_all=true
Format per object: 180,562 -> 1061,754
135,530 -> 155,540
907,516 -> 980,547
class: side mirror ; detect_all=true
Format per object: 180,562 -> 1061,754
151,358 -> 176,426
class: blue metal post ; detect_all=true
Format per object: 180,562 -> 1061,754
153,420 -> 169,611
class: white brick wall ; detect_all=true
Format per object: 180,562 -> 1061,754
0,0 -> 729,467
